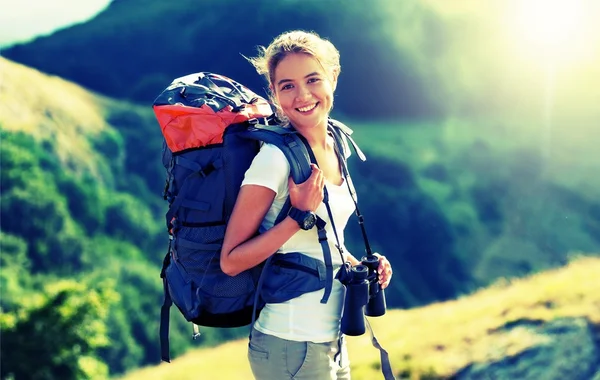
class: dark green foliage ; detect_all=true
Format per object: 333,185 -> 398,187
585,204 -> 600,244
56,173 -> 107,235
345,154 -> 470,307
0,123 -> 167,376
0,131 -> 59,191
85,258 -> 164,372
471,180 -> 506,234
104,192 -> 160,252
91,128 -> 124,165
1,177 -> 86,273
0,233 -> 31,311
0,281 -> 116,380
106,108 -> 165,206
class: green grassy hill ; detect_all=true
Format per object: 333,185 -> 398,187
118,255 -> 600,380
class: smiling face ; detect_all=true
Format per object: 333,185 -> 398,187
272,53 -> 337,131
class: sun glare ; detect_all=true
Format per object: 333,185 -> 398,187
507,0 -> 597,64
519,0 -> 580,46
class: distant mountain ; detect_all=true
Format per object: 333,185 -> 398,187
0,0 -> 444,119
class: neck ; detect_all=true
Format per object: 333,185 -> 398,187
293,119 -> 329,150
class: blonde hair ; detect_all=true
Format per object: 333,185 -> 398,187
246,30 -> 341,122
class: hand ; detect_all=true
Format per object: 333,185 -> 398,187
288,164 -> 324,212
373,253 -> 392,290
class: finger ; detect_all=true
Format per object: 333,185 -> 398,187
307,165 -> 321,184
378,261 -> 392,282
311,170 -> 323,191
377,258 -> 388,274
318,170 -> 325,189
379,271 -> 392,287
312,164 -> 322,177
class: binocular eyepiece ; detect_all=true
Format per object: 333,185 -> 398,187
339,255 -> 387,336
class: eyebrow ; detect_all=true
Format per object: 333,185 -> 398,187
277,72 -> 320,87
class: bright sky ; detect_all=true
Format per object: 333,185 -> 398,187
0,0 -> 112,47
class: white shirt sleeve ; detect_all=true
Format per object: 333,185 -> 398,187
241,143 -> 290,198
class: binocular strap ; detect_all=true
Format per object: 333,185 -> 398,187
364,317 -> 396,380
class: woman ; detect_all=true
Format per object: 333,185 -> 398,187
220,30 -> 393,380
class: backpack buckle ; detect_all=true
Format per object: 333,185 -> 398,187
192,324 -> 201,339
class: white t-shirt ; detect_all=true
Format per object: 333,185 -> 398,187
241,142 -> 355,343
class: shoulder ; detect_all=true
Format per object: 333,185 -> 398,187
242,143 -> 290,196
247,142 -> 291,175
257,143 -> 290,167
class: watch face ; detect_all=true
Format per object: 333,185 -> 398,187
303,213 -> 316,229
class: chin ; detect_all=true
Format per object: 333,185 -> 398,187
294,115 -> 328,130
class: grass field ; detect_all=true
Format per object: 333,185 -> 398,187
117,255 -> 600,380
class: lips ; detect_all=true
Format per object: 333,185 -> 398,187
296,103 -> 318,113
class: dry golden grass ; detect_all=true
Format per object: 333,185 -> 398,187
0,58 -> 107,135
347,254 -> 600,379
118,255 -> 600,380
0,57 -> 137,180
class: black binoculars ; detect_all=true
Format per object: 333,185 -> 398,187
339,255 -> 387,336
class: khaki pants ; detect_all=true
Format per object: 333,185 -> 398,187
248,327 -> 351,380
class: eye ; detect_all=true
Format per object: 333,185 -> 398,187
308,77 -> 321,84
280,83 -> 293,91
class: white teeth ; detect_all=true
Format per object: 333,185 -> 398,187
297,104 -> 317,112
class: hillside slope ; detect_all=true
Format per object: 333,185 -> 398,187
118,255 -> 600,380
0,57 -> 192,375
0,56 -> 116,181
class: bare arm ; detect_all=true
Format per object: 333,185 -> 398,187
220,184 -> 300,276
220,164 -> 325,276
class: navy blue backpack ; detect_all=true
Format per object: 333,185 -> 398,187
152,72 -> 360,362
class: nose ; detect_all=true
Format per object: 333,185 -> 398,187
295,84 -> 311,101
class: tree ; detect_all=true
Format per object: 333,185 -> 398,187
0,280 -> 118,380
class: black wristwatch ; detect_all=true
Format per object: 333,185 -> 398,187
288,207 -> 317,230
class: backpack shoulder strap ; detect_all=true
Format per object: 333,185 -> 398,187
328,118 -> 367,162
238,124 -> 313,185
